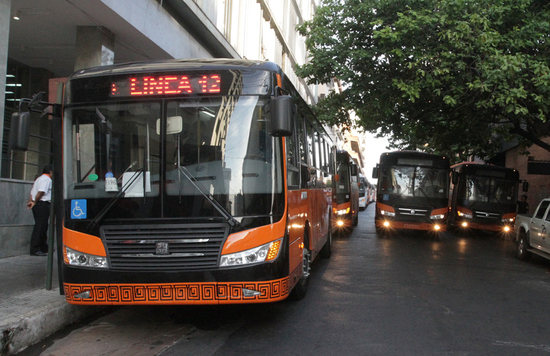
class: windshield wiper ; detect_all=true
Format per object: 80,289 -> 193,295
177,165 -> 240,228
87,169 -> 144,232
416,186 -> 436,208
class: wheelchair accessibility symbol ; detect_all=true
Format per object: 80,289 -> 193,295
71,200 -> 87,219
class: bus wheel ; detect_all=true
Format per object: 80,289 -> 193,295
516,231 -> 531,261
290,232 -> 311,300
320,225 -> 332,259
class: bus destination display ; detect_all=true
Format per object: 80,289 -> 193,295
110,74 -> 221,97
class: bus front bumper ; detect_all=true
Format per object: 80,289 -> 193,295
375,219 -> 446,232
64,277 -> 295,305
455,220 -> 513,233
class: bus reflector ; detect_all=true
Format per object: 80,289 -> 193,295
243,288 -> 261,297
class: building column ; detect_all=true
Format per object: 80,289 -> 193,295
74,26 -> 115,71
0,0 -> 11,172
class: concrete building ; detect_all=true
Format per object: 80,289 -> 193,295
0,0 -> 326,257
503,138 -> 550,215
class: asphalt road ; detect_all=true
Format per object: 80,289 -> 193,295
20,205 -> 550,355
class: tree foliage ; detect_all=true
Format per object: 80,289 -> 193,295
297,0 -> 550,161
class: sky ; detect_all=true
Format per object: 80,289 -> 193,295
361,132 -> 391,185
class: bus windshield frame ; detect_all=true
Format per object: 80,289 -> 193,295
64,74 -> 285,233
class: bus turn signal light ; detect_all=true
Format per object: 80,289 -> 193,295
267,240 -> 281,261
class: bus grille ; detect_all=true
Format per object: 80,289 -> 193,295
100,223 -> 229,271
474,211 -> 500,220
398,208 -> 428,217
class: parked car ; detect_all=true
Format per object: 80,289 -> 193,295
515,198 -> 550,261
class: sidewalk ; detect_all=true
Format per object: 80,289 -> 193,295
0,255 -> 104,355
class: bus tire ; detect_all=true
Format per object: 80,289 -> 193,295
290,230 -> 311,300
320,225 -> 332,259
516,231 -> 531,261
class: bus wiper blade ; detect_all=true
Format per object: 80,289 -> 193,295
87,169 -> 144,232
178,165 -> 240,228
416,187 -> 435,208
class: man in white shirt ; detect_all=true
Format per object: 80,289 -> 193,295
27,165 -> 52,256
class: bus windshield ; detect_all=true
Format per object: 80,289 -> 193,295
461,176 -> 517,204
335,161 -> 350,193
379,165 -> 447,198
63,95 -> 284,221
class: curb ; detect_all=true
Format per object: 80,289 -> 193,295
1,292 -> 104,355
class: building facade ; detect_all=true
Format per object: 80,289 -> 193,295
0,0 -> 326,257
505,138 -> 550,215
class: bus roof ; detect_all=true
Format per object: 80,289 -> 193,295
65,58 -> 335,144
69,59 -> 283,79
379,150 -> 447,159
451,162 -> 519,178
378,150 -> 450,169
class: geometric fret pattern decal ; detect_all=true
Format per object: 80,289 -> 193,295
64,277 -> 291,305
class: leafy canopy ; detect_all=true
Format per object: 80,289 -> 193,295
297,0 -> 550,161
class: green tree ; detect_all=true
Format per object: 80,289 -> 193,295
297,0 -> 550,161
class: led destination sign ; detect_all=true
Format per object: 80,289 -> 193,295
110,74 -> 222,97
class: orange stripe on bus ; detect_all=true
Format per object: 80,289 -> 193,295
64,277 -> 291,305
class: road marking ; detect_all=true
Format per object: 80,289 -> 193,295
494,340 -> 550,352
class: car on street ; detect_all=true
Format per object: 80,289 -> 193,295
515,198 -> 550,261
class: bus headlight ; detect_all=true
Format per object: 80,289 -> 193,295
220,238 -> 282,267
337,208 -> 350,215
430,214 -> 446,220
380,209 -> 395,217
457,211 -> 473,219
502,217 -> 515,223
64,246 -> 108,268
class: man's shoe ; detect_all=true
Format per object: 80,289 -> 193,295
32,251 -> 48,256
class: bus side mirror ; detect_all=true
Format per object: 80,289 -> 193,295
271,95 -> 293,137
372,167 -> 378,179
523,181 -> 529,192
9,112 -> 31,151
451,171 -> 458,185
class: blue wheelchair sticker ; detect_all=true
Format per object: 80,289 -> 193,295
71,200 -> 87,219
383,194 -> 390,201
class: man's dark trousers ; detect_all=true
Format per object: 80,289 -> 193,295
30,201 -> 50,254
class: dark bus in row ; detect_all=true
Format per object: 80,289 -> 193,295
373,151 -> 450,233
449,162 -> 520,233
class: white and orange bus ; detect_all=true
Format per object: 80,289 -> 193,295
14,59 -> 335,304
